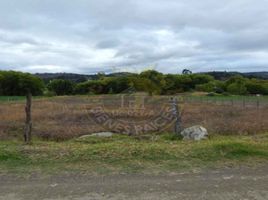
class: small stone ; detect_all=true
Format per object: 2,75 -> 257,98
50,183 -> 58,187
79,132 -> 114,138
223,175 -> 234,180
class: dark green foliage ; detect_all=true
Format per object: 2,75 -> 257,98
163,74 -> 214,93
224,75 -> 247,95
47,79 -> 74,95
227,83 -> 247,95
129,76 -> 160,95
195,81 -> 224,93
74,80 -> 105,94
59,72 -> 268,96
246,79 -> 268,95
104,77 -> 131,93
1,70 -> 267,96
140,70 -> 166,94
205,71 -> 268,80
0,71 -> 44,96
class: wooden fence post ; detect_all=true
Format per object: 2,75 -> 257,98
172,97 -> 182,135
257,99 -> 260,109
24,91 -> 32,144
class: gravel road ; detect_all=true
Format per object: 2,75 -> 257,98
1,166 -> 268,200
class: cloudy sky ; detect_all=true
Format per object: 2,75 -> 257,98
0,0 -> 268,74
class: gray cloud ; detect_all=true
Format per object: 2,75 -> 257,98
0,0 -> 268,74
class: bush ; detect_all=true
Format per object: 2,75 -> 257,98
74,80 -> 105,95
246,80 -> 268,95
227,83 -> 247,95
47,79 -> 74,95
225,75 -> 248,95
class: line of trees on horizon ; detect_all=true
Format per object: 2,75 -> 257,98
1,70 -> 268,96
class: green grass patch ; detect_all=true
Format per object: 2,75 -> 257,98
0,96 -> 26,102
0,134 -> 268,174
0,96 -> 50,102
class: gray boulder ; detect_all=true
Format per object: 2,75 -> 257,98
180,125 -> 208,141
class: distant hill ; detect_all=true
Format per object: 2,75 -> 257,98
35,73 -> 96,83
243,72 -> 268,80
203,71 -> 268,80
35,72 -> 136,83
106,72 -> 135,77
35,71 -> 268,83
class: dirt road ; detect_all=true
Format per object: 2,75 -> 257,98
1,166 -> 268,200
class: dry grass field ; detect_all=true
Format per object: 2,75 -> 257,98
0,95 -> 267,141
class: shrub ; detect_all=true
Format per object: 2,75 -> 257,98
246,80 -> 268,95
227,82 -> 248,95
47,79 -> 75,95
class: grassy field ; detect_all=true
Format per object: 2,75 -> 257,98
180,94 -> 268,107
1,95 -> 268,175
183,94 -> 268,101
0,96 -> 49,102
0,96 -> 26,102
1,95 -> 268,141
1,134 -> 268,175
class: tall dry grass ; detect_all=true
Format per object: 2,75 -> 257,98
182,103 -> 268,135
0,96 -> 267,141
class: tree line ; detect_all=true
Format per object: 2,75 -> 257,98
1,70 -> 268,96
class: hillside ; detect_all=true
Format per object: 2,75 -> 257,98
35,71 -> 268,83
202,71 -> 268,80
35,72 -> 135,83
35,73 -> 96,83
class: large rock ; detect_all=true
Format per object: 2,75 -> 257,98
180,125 -> 208,141
79,132 -> 114,139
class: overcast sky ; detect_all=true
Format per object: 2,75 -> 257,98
0,0 -> 268,74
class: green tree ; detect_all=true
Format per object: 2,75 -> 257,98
163,74 -> 190,94
103,77 -> 130,94
246,79 -> 268,95
227,82 -> 247,95
140,70 -> 166,94
47,79 -> 74,95
0,71 -> 44,96
74,80 -> 105,95
225,75 -> 248,95
190,74 -> 214,86
195,80 -> 224,93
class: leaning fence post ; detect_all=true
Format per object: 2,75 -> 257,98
172,97 -> 182,135
24,91 -> 32,144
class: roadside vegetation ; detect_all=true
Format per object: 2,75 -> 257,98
1,134 -> 268,174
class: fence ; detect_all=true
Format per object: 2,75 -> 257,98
1,95 -> 268,109
179,96 -> 268,108
1,94 -> 268,141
